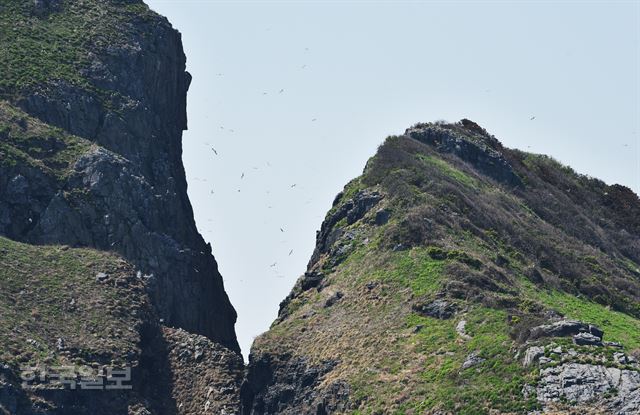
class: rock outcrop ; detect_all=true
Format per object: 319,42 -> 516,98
1,1 -> 241,413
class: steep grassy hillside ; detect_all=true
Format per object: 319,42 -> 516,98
243,120 -> 640,414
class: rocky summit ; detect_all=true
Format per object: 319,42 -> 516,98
1,1 -> 639,415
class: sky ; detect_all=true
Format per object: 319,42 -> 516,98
145,0 -> 639,359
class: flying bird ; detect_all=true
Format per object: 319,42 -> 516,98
530,116 -> 536,120
280,228 -> 285,233
311,118 -> 317,122
241,172 -> 245,179
290,184 -> 297,188
279,89 -> 284,94
211,147 -> 218,155
270,262 -> 277,267
289,249 -> 294,256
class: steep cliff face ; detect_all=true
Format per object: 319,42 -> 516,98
0,1 -> 241,413
1,0 -> 237,349
243,120 -> 640,414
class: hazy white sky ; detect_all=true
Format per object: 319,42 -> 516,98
145,0 -> 639,359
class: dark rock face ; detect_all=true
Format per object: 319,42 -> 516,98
309,190 -> 381,268
0,4 -> 238,353
241,353 -> 349,415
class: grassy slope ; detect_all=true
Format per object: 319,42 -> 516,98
253,124 -> 640,414
0,100 -> 93,179
0,235 -> 150,369
0,0 -> 155,99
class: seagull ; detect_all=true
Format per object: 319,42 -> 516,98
289,249 -> 294,256
530,116 -> 536,120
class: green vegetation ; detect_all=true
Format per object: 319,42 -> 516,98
0,236 -> 147,368
0,101 -> 92,178
0,0 -> 154,99
417,153 -> 479,188
532,287 -> 640,350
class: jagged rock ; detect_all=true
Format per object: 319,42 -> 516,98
412,299 -> 457,319
324,291 -> 344,308
241,353 -> 347,415
536,363 -> 640,414
300,271 -> 324,291
529,320 -> 603,341
523,346 -> 545,367
96,272 -> 109,282
462,351 -> 485,369
308,190 -> 382,267
456,320 -> 471,340
573,332 -> 603,346
163,327 -> 244,415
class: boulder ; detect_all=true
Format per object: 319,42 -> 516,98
573,332 -> 603,347
412,299 -> 457,319
529,320 -> 603,341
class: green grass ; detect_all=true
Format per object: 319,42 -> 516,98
532,288 -> 640,350
0,236 -> 147,368
417,153 -> 479,188
402,307 -> 539,414
0,101 -> 92,178
0,0 -> 155,99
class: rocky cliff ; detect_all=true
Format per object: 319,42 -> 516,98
0,1 -> 242,414
242,120 -> 640,414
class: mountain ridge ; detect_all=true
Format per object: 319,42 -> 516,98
242,119 -> 640,414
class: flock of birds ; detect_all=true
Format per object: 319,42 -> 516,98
192,53 -> 320,279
